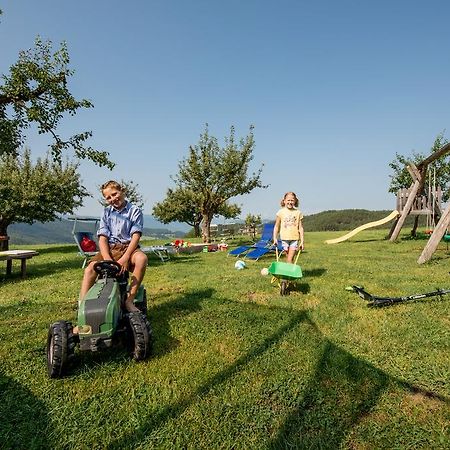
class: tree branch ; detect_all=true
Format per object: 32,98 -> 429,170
0,73 -> 66,106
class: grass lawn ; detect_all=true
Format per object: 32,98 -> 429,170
0,230 -> 449,449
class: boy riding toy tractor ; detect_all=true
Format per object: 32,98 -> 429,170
46,260 -> 152,378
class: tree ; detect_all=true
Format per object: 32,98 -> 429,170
171,125 -> 266,242
389,132 -> 450,200
0,148 -> 89,250
153,187 -> 241,237
153,188 -> 203,237
0,35 -> 113,168
245,213 -> 262,240
389,131 -> 450,235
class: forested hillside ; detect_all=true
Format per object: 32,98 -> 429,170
302,209 -> 423,232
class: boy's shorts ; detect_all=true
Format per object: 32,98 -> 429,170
90,243 -> 143,270
281,240 -> 298,251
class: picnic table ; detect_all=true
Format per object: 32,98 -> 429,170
0,250 -> 39,278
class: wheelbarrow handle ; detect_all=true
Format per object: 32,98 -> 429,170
276,246 -> 302,264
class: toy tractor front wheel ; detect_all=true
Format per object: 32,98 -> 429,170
126,312 -> 152,361
46,321 -> 77,378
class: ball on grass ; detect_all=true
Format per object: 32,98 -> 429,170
260,267 -> 269,276
235,260 -> 246,270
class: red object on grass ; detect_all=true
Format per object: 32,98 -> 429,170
80,235 -> 97,252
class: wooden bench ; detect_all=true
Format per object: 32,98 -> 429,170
0,250 -> 39,278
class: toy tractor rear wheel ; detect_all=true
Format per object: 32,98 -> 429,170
46,321 -> 77,378
126,312 -> 152,361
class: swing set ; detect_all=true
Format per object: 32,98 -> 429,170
388,142 -> 450,264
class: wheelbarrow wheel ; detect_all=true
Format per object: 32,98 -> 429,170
280,280 -> 288,296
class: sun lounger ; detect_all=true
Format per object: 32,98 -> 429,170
228,223 -> 275,257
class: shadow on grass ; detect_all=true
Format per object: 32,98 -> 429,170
271,268 -> 326,295
151,288 -> 214,357
0,250 -> 202,283
108,309 -> 310,449
0,371 -> 50,448
34,245 -> 77,255
146,253 -> 206,269
61,288 -> 214,378
0,259 -> 83,284
269,338 -> 450,449
302,267 -> 327,278
269,338 -> 389,448
291,282 -> 310,295
108,305 -> 450,449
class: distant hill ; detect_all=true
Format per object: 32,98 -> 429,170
7,209 -> 426,246
302,209 -> 423,232
142,214 -> 190,232
9,216 -> 187,245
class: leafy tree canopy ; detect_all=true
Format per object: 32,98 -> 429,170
153,187 -> 241,238
389,132 -> 450,201
0,35 -> 113,168
245,213 -> 262,239
172,125 -> 266,241
0,148 -> 89,248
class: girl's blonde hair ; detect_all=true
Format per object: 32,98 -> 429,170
280,191 -> 299,207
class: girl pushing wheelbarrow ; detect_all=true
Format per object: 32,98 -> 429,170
269,192 -> 304,295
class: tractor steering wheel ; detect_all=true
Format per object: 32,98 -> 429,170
93,260 -> 121,277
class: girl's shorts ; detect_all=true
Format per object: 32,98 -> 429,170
281,240 -> 298,251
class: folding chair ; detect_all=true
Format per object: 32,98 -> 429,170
67,216 -> 99,268
228,223 -> 275,257
245,239 -> 284,261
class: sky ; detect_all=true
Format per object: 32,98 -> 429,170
2,0 -> 450,225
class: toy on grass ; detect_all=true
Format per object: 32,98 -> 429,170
46,260 -> 153,378
260,267 -> 269,276
268,249 -> 302,296
347,285 -> 450,307
235,260 -> 246,270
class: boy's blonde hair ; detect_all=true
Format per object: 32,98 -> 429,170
280,192 -> 299,207
101,180 -> 123,192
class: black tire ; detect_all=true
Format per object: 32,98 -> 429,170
126,312 -> 152,361
46,321 -> 77,378
280,280 -> 288,296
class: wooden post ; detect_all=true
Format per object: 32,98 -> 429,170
6,259 -> 12,276
0,236 -> 9,251
390,179 -> 421,241
20,258 -> 27,278
418,203 -> 450,264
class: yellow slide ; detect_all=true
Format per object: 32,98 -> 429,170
325,210 -> 399,244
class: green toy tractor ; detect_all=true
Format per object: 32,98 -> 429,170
46,260 -> 152,378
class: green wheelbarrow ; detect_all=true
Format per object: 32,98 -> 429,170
268,249 -> 302,295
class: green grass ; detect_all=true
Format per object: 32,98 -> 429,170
1,230 -> 449,449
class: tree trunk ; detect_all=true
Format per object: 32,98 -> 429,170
201,214 -> 213,243
0,222 -> 10,251
194,223 -> 201,238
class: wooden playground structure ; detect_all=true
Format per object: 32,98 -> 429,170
388,142 -> 450,264
327,141 -> 450,264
